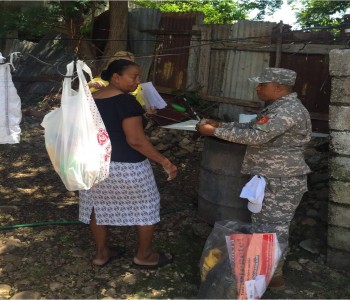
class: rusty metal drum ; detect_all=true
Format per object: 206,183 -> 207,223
198,137 -> 251,225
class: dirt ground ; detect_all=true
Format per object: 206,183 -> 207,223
0,114 -> 350,299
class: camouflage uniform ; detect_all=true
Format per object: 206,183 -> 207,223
213,68 -> 312,255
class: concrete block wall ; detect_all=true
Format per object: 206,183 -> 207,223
328,49 -> 350,269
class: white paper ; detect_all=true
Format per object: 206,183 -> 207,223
161,119 -> 198,131
245,280 -> 256,300
244,275 -> 266,300
139,82 -> 167,109
254,275 -> 267,298
239,114 -> 257,123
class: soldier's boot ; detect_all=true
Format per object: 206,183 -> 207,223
268,260 -> 285,290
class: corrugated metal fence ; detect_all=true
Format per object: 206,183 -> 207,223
2,9 -> 341,133
140,12 -> 343,133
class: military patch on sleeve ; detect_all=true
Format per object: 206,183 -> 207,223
256,115 -> 270,132
257,116 -> 270,124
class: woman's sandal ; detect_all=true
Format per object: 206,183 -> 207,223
132,252 -> 174,269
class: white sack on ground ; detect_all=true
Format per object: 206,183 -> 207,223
0,58 -> 22,144
139,82 -> 167,109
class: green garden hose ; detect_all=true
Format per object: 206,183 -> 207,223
171,103 -> 186,112
0,206 -> 191,231
0,220 -> 83,230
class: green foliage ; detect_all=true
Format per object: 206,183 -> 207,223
170,88 -> 216,119
0,1 -> 106,39
133,0 -> 285,23
0,5 -> 51,38
294,0 -> 350,28
239,0 -> 283,20
133,0 -> 248,24
0,0 -> 286,39
172,88 -> 202,106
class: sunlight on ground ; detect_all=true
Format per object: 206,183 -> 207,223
15,187 -> 39,194
8,166 -> 50,178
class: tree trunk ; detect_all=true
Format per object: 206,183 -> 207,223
100,1 -> 128,71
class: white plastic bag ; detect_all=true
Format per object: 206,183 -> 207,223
198,220 -> 281,299
41,60 -> 111,191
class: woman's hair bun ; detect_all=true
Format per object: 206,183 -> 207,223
100,70 -> 110,81
100,59 -> 138,81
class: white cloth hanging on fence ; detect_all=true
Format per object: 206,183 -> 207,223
0,52 -> 22,144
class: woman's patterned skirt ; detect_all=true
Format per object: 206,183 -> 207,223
79,159 -> 160,226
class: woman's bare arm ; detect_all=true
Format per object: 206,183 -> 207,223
122,116 -> 177,180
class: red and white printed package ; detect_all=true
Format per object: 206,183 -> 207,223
226,232 -> 281,300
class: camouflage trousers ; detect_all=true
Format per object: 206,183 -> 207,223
251,175 -> 308,257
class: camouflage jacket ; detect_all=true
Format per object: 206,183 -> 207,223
214,92 -> 312,177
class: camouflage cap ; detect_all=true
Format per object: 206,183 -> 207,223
249,67 -> 297,86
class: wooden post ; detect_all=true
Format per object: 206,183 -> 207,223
152,46 -> 159,84
275,21 -> 283,67
197,25 -> 212,94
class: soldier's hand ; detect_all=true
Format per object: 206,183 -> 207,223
196,123 -> 216,136
205,119 -> 221,127
198,118 -> 221,127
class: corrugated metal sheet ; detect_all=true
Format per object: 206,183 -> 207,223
151,12 -> 203,89
1,39 -> 36,58
268,28 -> 332,132
187,21 -> 276,121
129,8 -> 162,82
207,25 -> 231,96
186,30 -> 201,90
217,21 -> 276,121
129,13 -> 330,131
270,52 -> 330,132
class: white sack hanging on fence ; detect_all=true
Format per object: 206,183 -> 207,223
0,52 -> 22,144
139,82 -> 167,109
41,60 -> 111,191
